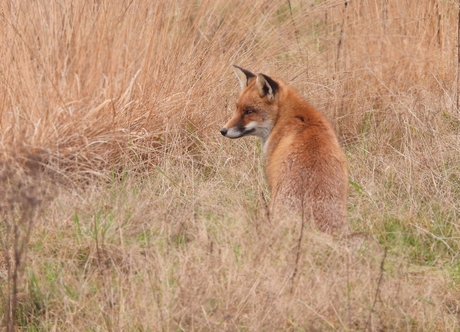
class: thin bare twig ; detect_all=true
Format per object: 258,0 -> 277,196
336,0 -> 349,72
290,189 -> 306,294
457,0 -> 460,111
287,0 -> 307,75
365,247 -> 388,331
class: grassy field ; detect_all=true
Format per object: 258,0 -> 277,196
1,0 -> 460,330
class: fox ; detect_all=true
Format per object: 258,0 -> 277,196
220,66 -> 348,234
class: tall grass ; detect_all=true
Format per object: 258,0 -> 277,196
0,0 -> 459,330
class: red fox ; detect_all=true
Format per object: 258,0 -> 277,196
220,66 -> 348,234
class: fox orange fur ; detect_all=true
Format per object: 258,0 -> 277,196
220,66 -> 348,234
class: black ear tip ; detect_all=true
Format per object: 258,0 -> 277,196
234,66 -> 256,79
261,74 -> 279,94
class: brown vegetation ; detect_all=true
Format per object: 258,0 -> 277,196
0,0 -> 459,330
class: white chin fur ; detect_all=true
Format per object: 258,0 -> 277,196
224,121 -> 258,138
225,127 -> 245,138
225,121 -> 273,140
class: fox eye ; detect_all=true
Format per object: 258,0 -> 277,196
244,109 -> 254,115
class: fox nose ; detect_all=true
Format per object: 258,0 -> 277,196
220,128 -> 228,136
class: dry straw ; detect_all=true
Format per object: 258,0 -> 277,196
0,0 -> 459,330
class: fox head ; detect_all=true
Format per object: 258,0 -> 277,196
220,65 -> 280,142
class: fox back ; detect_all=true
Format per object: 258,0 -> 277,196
221,66 -> 348,234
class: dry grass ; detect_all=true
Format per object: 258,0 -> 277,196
0,0 -> 459,330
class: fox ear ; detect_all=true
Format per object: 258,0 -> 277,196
233,65 -> 256,89
255,73 -> 279,102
